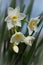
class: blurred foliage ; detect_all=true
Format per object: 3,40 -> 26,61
26,0 -> 34,20
10,0 -> 16,8
19,0 -> 25,12
0,0 -> 43,65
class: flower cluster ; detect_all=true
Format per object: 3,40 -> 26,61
5,7 -> 40,53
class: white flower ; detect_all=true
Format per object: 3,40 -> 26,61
23,36 -> 35,46
28,16 -> 40,35
10,32 -> 25,53
10,32 -> 35,46
5,7 -> 26,30
10,32 -> 35,53
10,32 -> 25,45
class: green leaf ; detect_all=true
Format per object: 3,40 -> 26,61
19,0 -> 25,12
31,39 -> 43,65
10,0 -> 16,8
0,22 -> 6,48
26,0 -> 34,20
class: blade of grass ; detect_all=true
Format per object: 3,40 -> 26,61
26,0 -> 34,20
32,39 -> 43,65
10,0 -> 16,8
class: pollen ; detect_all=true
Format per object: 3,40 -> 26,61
12,16 -> 18,21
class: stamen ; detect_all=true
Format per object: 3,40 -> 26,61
15,34 -> 20,38
12,16 -> 18,21
29,20 -> 36,27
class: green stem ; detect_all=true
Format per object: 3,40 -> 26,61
14,26 -> 17,33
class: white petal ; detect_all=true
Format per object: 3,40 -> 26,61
5,18 -> 21,30
24,37 -> 32,46
24,36 -> 35,46
30,16 -> 40,25
15,21 -> 21,27
8,7 -> 20,17
10,32 -> 25,43
13,45 -> 19,53
9,20 -> 21,27
11,7 -> 20,16
8,7 -> 14,15
34,26 -> 38,32
18,13 -> 26,20
33,16 -> 40,24
14,7 -> 20,14
26,36 -> 35,40
28,26 -> 33,35
7,22 -> 14,30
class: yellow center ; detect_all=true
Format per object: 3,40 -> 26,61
29,20 -> 36,27
15,34 -> 20,38
12,16 -> 18,21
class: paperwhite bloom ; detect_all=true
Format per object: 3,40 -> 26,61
10,32 -> 35,53
10,32 -> 25,45
10,32 -> 35,46
23,36 -> 35,46
5,7 -> 26,30
28,16 -> 40,35
10,32 -> 25,53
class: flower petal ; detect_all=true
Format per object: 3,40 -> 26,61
28,26 -> 33,35
8,7 -> 14,15
15,21 -> 21,27
18,13 -> 26,20
7,22 -> 14,30
24,36 -> 35,46
13,45 -> 19,53
34,26 -> 38,32
10,32 -> 25,43
14,7 -> 20,14
33,16 -> 40,24
8,7 -> 20,16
